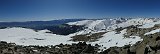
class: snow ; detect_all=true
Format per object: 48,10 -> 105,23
66,20 -> 93,25
139,21 -> 160,28
38,29 -> 52,33
67,19 -> 110,31
90,29 -> 142,50
66,19 -> 126,35
67,18 -> 154,35
66,19 -> 110,35
0,27 -> 76,46
108,18 -> 153,30
144,29 -> 160,35
0,18 -> 150,50
0,27 -> 142,50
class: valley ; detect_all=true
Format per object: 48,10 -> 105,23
0,18 -> 160,54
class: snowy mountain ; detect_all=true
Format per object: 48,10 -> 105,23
0,19 -> 85,35
66,18 -> 128,31
107,18 -> 154,30
66,18 -> 154,35
1,18 -> 160,53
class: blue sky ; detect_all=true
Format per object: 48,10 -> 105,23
0,0 -> 160,21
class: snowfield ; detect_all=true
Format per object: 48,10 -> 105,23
139,21 -> 160,28
67,19 -> 112,31
108,18 -> 153,30
1,18 -> 158,51
90,29 -> 142,50
67,20 -> 108,35
0,27 -> 142,51
145,28 -> 160,35
66,19 -> 127,35
67,18 -> 154,35
0,27 -> 76,46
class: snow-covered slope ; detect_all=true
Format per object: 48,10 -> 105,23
91,29 -> 142,50
0,27 -> 75,46
67,18 -> 154,35
70,19 -> 115,35
1,18 -> 160,51
144,28 -> 160,35
108,18 -> 153,30
139,20 -> 160,28
67,19 -> 110,31
0,27 -> 142,50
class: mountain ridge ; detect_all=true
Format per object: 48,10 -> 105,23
1,18 -> 160,54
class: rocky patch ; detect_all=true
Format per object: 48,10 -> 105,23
0,41 -> 101,54
70,32 -> 106,42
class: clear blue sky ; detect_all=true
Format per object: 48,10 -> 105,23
0,0 -> 160,21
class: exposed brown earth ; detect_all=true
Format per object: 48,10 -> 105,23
70,32 -> 106,42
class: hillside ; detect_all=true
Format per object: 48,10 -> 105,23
1,18 -> 160,54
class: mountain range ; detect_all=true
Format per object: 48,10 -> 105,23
1,18 -> 160,54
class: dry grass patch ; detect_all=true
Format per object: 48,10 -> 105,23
70,32 -> 106,42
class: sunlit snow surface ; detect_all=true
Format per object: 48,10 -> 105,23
90,29 -> 142,50
145,29 -> 160,35
0,27 -> 142,51
108,18 -> 153,30
139,21 -> 160,28
67,18 -> 153,35
1,18 -> 154,50
0,27 -> 76,46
